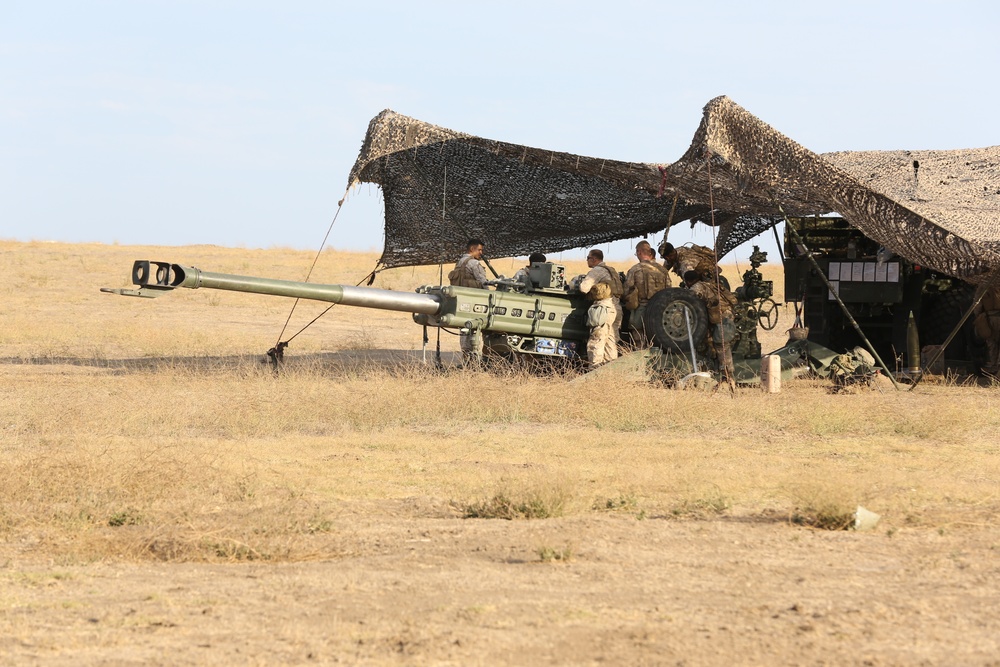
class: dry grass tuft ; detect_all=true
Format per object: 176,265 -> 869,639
786,481 -> 864,530
592,493 -> 640,514
460,477 -> 571,520
790,507 -> 856,531
536,543 -> 574,563
669,486 -> 733,519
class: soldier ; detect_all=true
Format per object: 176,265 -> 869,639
584,282 -> 618,366
511,252 -> 546,289
577,249 -> 624,343
449,239 -> 489,365
660,241 -> 722,285
973,286 -> 1000,375
685,270 -> 737,385
623,241 -> 672,346
450,239 -> 489,289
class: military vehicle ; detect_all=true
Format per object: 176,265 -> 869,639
782,215 -> 985,374
102,255 -> 808,384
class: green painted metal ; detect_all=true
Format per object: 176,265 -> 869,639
103,259 -> 592,358
414,285 -> 590,340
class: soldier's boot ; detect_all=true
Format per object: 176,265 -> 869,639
468,329 -> 485,369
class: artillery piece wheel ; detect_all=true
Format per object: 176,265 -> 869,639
646,288 -> 709,354
755,298 -> 779,330
733,297 -> 779,332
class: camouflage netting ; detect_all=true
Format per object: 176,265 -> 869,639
348,96 -> 1000,282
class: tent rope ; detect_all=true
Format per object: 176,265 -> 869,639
267,191 -> 383,365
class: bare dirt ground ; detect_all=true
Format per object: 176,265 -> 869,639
4,515 -> 999,666
2,241 -> 999,665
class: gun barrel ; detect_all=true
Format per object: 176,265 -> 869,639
110,260 -> 441,315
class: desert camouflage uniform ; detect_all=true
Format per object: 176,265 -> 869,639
690,279 -> 737,381
586,288 -> 618,366
973,287 -> 1000,375
511,265 -> 532,290
664,245 -> 720,282
578,262 -> 623,342
624,260 -> 672,346
454,253 -> 489,288
828,347 -> 878,387
454,254 -> 489,361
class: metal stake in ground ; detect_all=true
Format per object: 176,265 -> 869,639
683,306 -> 698,372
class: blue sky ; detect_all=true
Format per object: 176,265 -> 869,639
3,1 -> 998,264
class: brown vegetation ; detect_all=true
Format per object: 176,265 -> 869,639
1,240 -> 998,665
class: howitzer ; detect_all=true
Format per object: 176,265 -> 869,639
103,257 -> 834,383
102,260 -> 592,360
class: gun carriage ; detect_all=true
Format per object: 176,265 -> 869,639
103,252 -> 798,384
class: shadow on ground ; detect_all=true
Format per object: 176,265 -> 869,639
0,349 -> 464,375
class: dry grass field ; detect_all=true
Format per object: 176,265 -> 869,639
1,240 -> 999,665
